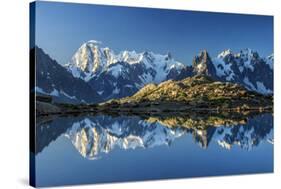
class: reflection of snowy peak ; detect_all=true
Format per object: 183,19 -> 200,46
65,116 -> 187,159
63,114 -> 273,160
213,114 -> 273,150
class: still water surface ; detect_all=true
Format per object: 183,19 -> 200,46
35,113 -> 273,187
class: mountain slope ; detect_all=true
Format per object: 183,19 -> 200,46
101,75 -> 272,112
34,47 -> 101,103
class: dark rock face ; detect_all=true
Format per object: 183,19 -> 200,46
167,66 -> 194,81
88,61 -> 152,101
192,50 -> 217,78
34,47 -> 101,103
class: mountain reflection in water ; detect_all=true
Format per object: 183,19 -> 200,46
36,113 -> 273,160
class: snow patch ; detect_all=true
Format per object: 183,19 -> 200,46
256,81 -> 272,94
243,77 -> 255,90
50,89 -> 59,96
217,49 -> 232,59
124,84 -> 134,88
243,77 -> 272,94
121,50 -> 142,64
112,88 -> 120,94
35,86 -> 48,94
87,40 -> 102,45
139,73 -> 153,86
213,58 -> 234,81
243,59 -> 254,71
60,90 -> 77,100
108,64 -> 123,78
266,54 -> 273,70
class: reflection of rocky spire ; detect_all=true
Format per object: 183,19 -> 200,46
192,127 -> 216,149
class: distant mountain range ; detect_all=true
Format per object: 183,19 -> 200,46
194,49 -> 273,94
34,40 -> 273,103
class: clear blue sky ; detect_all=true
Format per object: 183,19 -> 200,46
34,1 -> 273,65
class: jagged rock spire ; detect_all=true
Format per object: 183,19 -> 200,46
192,50 -> 217,77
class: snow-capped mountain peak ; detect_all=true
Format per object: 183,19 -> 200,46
37,42 -> 273,103
217,49 -> 232,59
212,48 -> 273,94
66,42 -> 273,100
86,40 -> 102,45
266,54 -> 274,69
65,40 -> 190,100
239,48 -> 256,57
66,40 -> 186,81
120,50 -> 142,64
66,40 -> 115,81
65,40 -> 188,100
